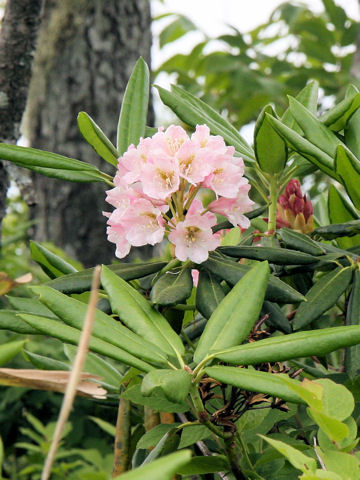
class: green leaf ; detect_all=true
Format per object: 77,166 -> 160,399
150,267 -> 193,306
178,425 -> 211,448
328,185 -> 360,249
24,350 -> 70,371
265,114 -> 338,180
278,228 -> 326,256
156,84 -> 255,164
205,366 -> 305,404
65,345 -> 122,388
202,252 -> 305,304
6,296 -> 58,319
77,112 -> 118,166
30,241 -> 78,279
113,450 -> 192,480
88,416 -> 116,437
345,104 -> 360,157
194,261 -> 269,364
137,424 -> 180,450
308,409 -> 349,442
117,57 -> 149,155
0,310 -> 39,334
335,144 -> 360,209
141,428 -> 181,465
46,261 -> 166,294
101,265 -> 184,357
141,369 -> 191,404
177,455 -> 229,475
288,96 -> 343,158
159,14 -> 197,48
315,378 -> 354,421
0,143 -> 109,183
31,285 -> 168,368
254,105 -> 287,174
321,91 -> 360,131
282,81 -> 319,131
262,301 -> 292,334
312,220 -> 360,241
214,325 -> 360,365
196,269 -> 225,319
219,245 -> 318,265
19,314 -> 154,372
259,435 -> 316,473
121,384 -> 188,413
321,450 -> 360,480
345,270 -> 360,378
318,416 -> 358,451
0,339 -> 26,366
293,267 -> 352,330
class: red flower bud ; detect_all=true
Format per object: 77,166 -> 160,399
277,180 -> 314,234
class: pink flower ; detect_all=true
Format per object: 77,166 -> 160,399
105,216 -> 131,259
120,199 -> 165,246
209,181 -> 254,228
152,125 -> 188,156
191,269 -> 199,286
203,155 -> 245,198
119,137 -> 153,184
175,140 -> 212,184
141,154 -> 180,200
191,125 -> 227,153
169,208 -> 220,263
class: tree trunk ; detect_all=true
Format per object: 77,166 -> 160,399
0,0 -> 43,240
25,0 -> 153,267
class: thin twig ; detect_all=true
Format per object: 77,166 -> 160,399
41,265 -> 102,480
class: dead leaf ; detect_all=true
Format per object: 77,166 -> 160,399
0,271 -> 33,295
0,368 -> 107,399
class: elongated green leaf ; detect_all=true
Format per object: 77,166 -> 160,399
121,384 -> 188,413
254,105 -> 287,174
156,84 -> 255,164
282,81 -> 319,131
265,114 -> 338,180
101,265 -> 184,357
328,185 -> 360,249
24,350 -> 70,371
345,270 -> 360,378
202,253 -> 305,304
259,435 -> 316,473
150,267 -> 193,306
117,57 -> 149,154
179,425 -> 211,448
335,144 -> 360,209
0,339 -> 26,366
19,314 -> 153,372
288,96 -> 344,158
308,410 -> 349,443
46,261 -> 166,294
159,14 -> 196,48
214,325 -> 360,365
137,424 -> 181,450
177,456 -> 229,475
194,262 -> 269,363
345,100 -> 360,158
278,228 -> 326,256
321,91 -> 360,131
31,285 -> 168,368
196,269 -> 225,319
205,366 -> 305,404
219,245 -> 318,265
293,267 -> 352,330
6,296 -> 58,319
65,345 -> 122,388
0,143 -> 98,171
30,241 -> 78,279
312,220 -> 360,241
141,369 -> 191,403
261,301 -> 291,333
77,111 -> 118,166
0,310 -> 39,334
113,450 -> 192,480
15,165 -> 110,183
320,450 -> 360,479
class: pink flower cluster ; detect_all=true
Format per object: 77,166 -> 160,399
104,125 -> 254,263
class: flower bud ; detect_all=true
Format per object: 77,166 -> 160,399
277,180 -> 314,234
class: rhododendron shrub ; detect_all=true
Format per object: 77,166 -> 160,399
104,124 -> 254,262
